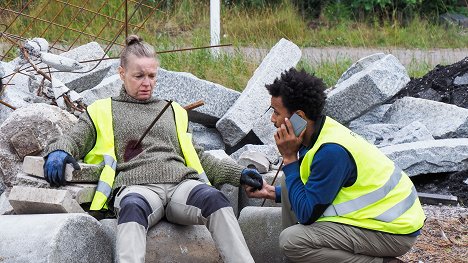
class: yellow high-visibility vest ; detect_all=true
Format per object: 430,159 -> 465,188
85,98 -> 208,211
300,116 -> 425,234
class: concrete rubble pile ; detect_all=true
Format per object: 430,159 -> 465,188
0,38 -> 467,262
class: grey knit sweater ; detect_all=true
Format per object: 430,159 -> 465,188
46,86 -> 244,190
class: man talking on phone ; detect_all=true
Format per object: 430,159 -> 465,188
245,68 -> 425,263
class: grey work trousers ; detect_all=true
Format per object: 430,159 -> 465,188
113,179 -> 254,263
279,176 -> 418,263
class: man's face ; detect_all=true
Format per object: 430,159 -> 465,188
119,54 -> 158,101
270,96 -> 291,128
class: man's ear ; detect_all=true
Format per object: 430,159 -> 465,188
296,110 -> 307,120
118,66 -> 124,81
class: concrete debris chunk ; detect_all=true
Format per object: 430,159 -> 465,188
23,38 -> 49,59
0,213 -> 113,262
381,138 -> 468,177
23,156 -> 102,183
324,54 -> 409,124
237,151 -> 270,174
155,68 -> 240,126
52,78 -> 69,99
417,192 -> 458,206
10,127 -> 43,159
238,207 -> 285,263
8,186 -> 85,214
383,97 -> 468,139
68,90 -> 82,102
40,52 -> 83,72
216,38 -> 302,146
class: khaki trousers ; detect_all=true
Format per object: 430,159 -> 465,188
279,176 -> 417,263
113,179 -> 254,263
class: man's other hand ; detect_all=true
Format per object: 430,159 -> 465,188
240,168 -> 263,191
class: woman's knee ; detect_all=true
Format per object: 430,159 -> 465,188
186,184 -> 231,218
118,193 -> 152,228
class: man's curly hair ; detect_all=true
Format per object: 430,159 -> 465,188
266,68 -> 327,121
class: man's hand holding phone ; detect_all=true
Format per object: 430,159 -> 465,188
274,113 -> 307,165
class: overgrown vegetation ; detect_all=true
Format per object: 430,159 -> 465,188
1,0 -> 467,90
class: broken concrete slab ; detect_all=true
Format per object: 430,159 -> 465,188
216,39 -> 301,146
101,218 -> 221,263
51,42 -> 112,93
417,192 -> 458,206
238,206 -> 286,263
230,144 -> 280,165
382,97 -> 468,139
0,213 -> 113,262
0,103 -> 77,188
8,186 -> 85,214
348,104 -> 392,129
79,74 -> 122,105
251,106 -> 277,146
381,138 -> 468,177
238,151 -> 270,174
337,53 -> 386,84
351,123 -> 401,145
379,121 -> 434,147
0,192 -> 14,215
191,122 -> 225,151
23,156 -> 101,183
324,54 -> 410,124
10,127 -> 43,159
40,52 -> 83,72
154,68 -> 240,126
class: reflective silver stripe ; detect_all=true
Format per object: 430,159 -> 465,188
374,186 -> 418,222
103,155 -> 117,170
198,172 -> 210,184
322,167 -> 403,217
96,180 -> 112,198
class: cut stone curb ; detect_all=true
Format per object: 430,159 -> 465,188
216,38 -> 301,146
23,156 -> 102,183
8,186 -> 85,214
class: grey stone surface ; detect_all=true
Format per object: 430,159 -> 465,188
0,104 -> 77,188
351,123 -> 401,145
381,138 -> 468,177
239,170 -> 283,211
382,97 -> 468,139
52,42 -> 112,93
337,53 -> 386,84
379,121 -> 434,147
347,104 -> 392,127
324,54 -> 409,124
102,218 -> 222,262
191,122 -> 225,151
252,106 -> 277,145
216,39 -> 301,146
0,213 -> 113,262
40,52 -> 83,72
231,144 -> 280,165
8,186 -> 85,214
23,156 -> 102,183
220,184 -> 239,217
0,192 -> 14,215
238,207 -> 286,263
238,151 -> 271,173
154,68 -> 240,126
79,74 -> 122,105
10,127 -> 43,159
454,72 -> 468,86
205,149 -> 230,160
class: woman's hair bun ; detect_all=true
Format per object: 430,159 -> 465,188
126,35 -> 143,46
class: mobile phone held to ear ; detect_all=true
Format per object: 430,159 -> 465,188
290,113 -> 307,137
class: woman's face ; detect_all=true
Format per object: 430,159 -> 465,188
119,54 -> 158,101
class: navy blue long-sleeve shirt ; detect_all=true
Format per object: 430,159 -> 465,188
275,143 -> 357,224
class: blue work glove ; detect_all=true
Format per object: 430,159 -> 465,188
240,168 -> 263,191
43,150 -> 80,187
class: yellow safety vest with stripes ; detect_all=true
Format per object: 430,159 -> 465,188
300,116 -> 425,234
85,98 -> 209,211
